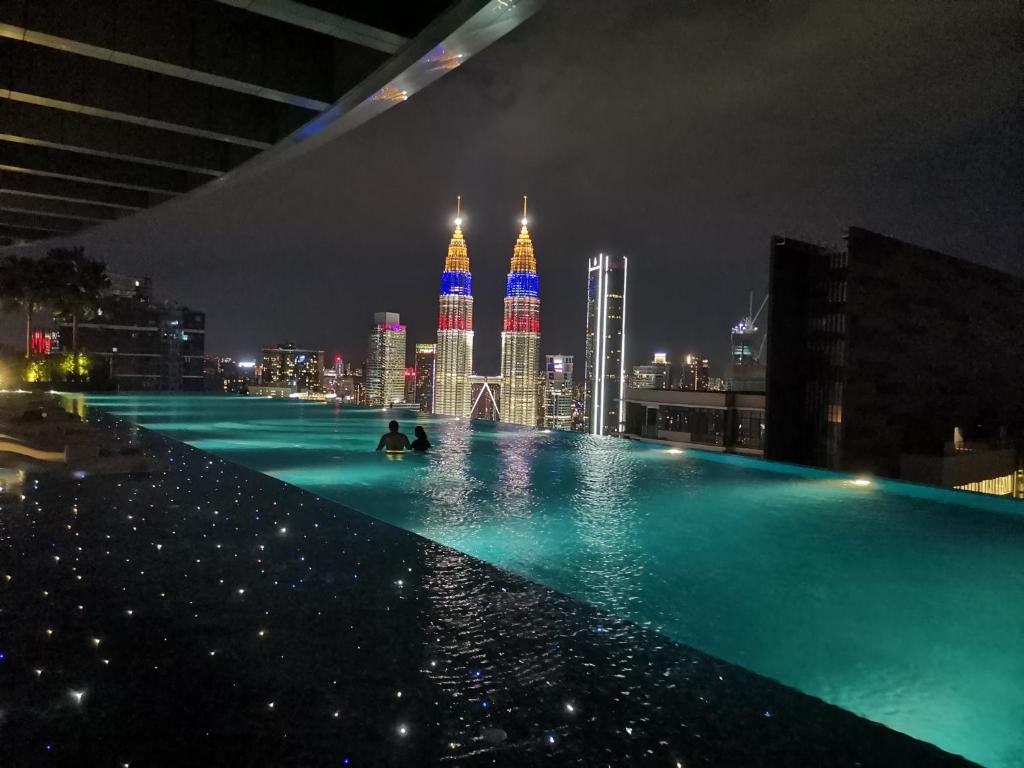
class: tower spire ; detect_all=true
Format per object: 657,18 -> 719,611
522,195 -> 528,225
445,198 -> 469,273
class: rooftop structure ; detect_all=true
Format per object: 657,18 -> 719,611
0,0 -> 543,246
765,227 -> 1024,495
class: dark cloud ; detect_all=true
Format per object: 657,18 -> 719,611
10,0 -> 1021,374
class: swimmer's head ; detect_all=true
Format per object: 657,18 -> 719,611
388,420 -> 399,432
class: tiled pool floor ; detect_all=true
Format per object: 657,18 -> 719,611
0,414 -> 973,766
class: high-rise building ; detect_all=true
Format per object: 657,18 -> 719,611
366,312 -> 407,407
435,198 -> 474,418
469,375 -> 501,421
543,354 -> 574,431
500,197 -> 541,427
765,227 -> 1024,497
414,343 -> 436,412
725,293 -> 768,392
59,274 -> 205,391
260,344 -> 325,392
678,353 -> 710,392
584,253 -> 628,435
630,352 -> 670,390
206,356 -> 256,393
404,368 -> 417,403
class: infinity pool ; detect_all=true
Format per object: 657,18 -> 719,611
78,394 -> 1024,767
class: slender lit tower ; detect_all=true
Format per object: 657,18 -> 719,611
435,197 -> 474,418
584,253 -> 628,435
500,196 -> 541,426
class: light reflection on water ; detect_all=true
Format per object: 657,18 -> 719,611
73,394 -> 1024,768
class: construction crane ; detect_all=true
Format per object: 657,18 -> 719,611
731,291 -> 769,365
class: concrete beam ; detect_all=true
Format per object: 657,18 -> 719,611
0,192 -> 121,222
1,143 -> 197,196
0,20 -> 331,111
0,223 -> 64,243
0,99 -> 261,176
0,171 -> 149,211
0,209 -> 83,234
0,38 -> 310,147
214,0 -> 408,54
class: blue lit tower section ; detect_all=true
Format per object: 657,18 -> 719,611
434,197 -> 474,418
584,253 -> 628,435
500,196 -> 541,427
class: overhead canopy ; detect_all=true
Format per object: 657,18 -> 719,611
0,0 -> 542,246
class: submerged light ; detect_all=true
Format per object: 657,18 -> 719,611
667,448 -> 683,455
850,478 -> 872,487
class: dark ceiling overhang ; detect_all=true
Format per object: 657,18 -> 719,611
0,0 -> 543,247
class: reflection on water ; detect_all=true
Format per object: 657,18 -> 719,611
571,436 -> 646,625
71,394 -> 1024,768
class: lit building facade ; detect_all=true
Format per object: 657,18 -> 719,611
500,198 -> 541,427
630,352 -> 670,390
414,343 -> 436,412
434,200 -> 474,418
679,353 -> 710,392
366,312 -> 407,407
584,253 -> 628,435
543,354 -> 574,431
260,344 -> 324,392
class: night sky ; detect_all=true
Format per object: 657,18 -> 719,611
14,0 -> 1022,375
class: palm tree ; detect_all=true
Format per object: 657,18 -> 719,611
46,247 -> 109,380
0,254 -> 49,358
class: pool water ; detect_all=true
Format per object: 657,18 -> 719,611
77,394 -> 1024,767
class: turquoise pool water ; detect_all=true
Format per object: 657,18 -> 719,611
77,394 -> 1024,767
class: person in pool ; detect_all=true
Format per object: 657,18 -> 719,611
410,425 -> 431,452
376,420 -> 411,453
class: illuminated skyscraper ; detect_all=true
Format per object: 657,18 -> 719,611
629,352 -> 670,390
679,353 -> 710,391
414,343 -> 436,412
500,197 -> 541,427
260,343 -> 324,392
366,312 -> 406,407
543,354 -> 574,431
584,253 -> 628,435
435,197 -> 474,418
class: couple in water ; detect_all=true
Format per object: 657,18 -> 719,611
375,420 -> 431,454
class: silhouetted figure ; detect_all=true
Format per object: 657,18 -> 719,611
376,420 -> 411,453
411,425 -> 431,452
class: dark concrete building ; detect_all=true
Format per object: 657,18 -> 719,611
765,227 -> 1024,494
59,275 -> 205,390
623,389 -> 766,456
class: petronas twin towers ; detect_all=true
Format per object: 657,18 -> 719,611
434,196 -> 540,426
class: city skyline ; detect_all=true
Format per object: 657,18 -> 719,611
6,0 -> 1017,374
